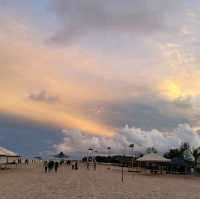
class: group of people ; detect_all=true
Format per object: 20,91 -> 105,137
43,160 -> 59,173
43,159 -> 97,173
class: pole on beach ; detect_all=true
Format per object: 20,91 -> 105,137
121,165 -> 124,182
107,147 -> 111,170
129,144 -> 134,170
121,155 -> 125,182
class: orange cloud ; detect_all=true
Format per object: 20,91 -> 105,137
0,92 -> 114,136
0,17 -> 117,136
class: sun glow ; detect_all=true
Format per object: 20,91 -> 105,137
160,80 -> 183,100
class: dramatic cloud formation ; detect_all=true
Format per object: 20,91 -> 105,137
1,1 -> 200,155
56,124 -> 200,155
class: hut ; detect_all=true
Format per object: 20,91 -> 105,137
0,147 -> 19,168
137,153 -> 171,174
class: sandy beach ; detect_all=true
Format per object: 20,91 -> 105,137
0,164 -> 199,199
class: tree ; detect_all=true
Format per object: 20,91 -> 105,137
180,143 -> 190,152
164,142 -> 191,159
193,147 -> 200,170
164,148 -> 182,159
146,147 -> 158,154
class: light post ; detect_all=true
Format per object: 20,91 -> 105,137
107,147 -> 111,169
121,154 -> 125,182
129,144 -> 134,169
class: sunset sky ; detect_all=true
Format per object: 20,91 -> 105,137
1,0 -> 200,157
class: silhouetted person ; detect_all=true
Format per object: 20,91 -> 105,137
67,160 -> 71,166
55,162 -> 59,173
87,161 -> 89,170
43,161 -> 48,173
75,161 -> 78,170
48,161 -> 54,172
18,159 -> 21,164
25,159 -> 29,165
94,161 -> 96,170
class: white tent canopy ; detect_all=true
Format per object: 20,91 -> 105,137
137,153 -> 171,162
0,147 -> 18,157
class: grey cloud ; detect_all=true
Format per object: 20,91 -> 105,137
84,95 -> 191,131
50,0 -> 183,43
173,96 -> 193,109
28,90 -> 59,103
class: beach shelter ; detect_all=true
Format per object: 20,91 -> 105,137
0,147 -> 19,165
137,153 -> 170,174
0,147 -> 18,157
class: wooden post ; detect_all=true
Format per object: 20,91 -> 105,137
121,164 -> 124,182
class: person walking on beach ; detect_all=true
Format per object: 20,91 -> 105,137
87,161 -> 89,170
93,160 -> 96,170
75,161 -> 78,170
43,160 -> 48,173
54,161 -> 59,173
48,161 -> 54,172
72,161 -> 75,170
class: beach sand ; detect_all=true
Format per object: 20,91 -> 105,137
0,164 -> 199,199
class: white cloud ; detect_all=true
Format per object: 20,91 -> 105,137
55,123 -> 200,155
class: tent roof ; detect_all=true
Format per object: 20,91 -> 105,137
0,147 -> 18,157
137,153 -> 171,162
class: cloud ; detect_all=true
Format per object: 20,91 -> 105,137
0,15 -> 116,136
55,123 -> 200,155
83,94 -> 193,132
2,0 -> 200,145
28,90 -> 59,103
51,0 -> 182,43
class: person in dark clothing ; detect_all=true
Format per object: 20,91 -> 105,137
48,161 -> 54,172
75,161 -> 78,170
43,161 -> 48,173
67,160 -> 71,166
94,161 -> 96,170
87,161 -> 89,170
55,162 -> 59,173
72,162 -> 75,170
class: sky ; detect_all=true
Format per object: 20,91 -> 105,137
1,0 -> 200,157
